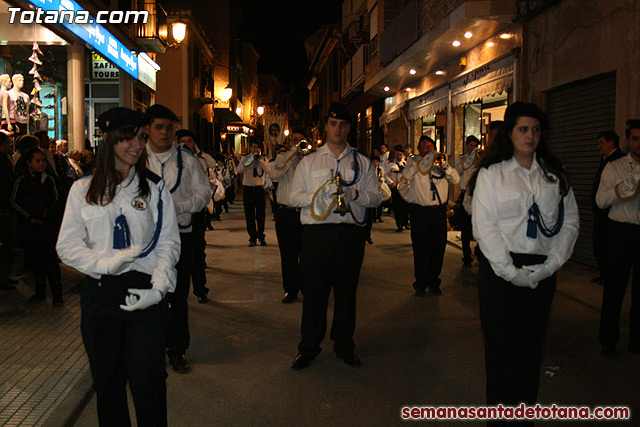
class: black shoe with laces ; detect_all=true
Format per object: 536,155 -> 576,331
170,354 -> 191,373
249,240 -> 257,247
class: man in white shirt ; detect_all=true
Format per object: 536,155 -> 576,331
176,129 -> 211,304
237,141 -> 271,246
455,135 -> 480,266
590,131 -> 624,285
271,129 -> 306,303
288,102 -> 381,369
403,135 -> 459,296
145,105 -> 212,373
596,119 -> 640,358
386,144 -> 410,232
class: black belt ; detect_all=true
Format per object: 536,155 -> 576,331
279,205 -> 300,212
412,203 -> 446,210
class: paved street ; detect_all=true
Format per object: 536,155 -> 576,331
2,198 -> 639,426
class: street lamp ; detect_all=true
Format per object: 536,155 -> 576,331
257,106 -> 264,115
159,21 -> 187,50
172,21 -> 187,44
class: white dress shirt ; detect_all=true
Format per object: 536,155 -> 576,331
289,143 -> 381,225
596,153 -> 640,225
385,157 -> 406,186
271,147 -> 302,207
146,143 -> 212,233
455,149 -> 478,191
472,155 -> 579,282
236,154 -> 271,186
403,154 -> 460,205
56,169 -> 181,295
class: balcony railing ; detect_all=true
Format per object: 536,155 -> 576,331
136,0 -> 163,39
379,0 -> 420,66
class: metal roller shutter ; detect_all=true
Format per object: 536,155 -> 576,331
547,71 -> 617,266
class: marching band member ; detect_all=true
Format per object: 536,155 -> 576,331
288,102 -> 381,369
403,135 -> 459,297
237,141 -> 271,246
470,102 -> 579,410
455,135 -> 480,266
56,107 -> 180,426
596,119 -> 640,358
271,129 -> 307,303
144,104 -> 212,374
386,144 -> 409,232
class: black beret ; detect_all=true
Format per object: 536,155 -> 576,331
327,102 -> 351,123
145,104 -> 179,122
97,107 -> 148,133
626,119 -> 640,129
175,129 -> 196,141
504,102 -> 548,129
393,144 -> 404,152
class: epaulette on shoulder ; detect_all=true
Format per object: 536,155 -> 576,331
144,169 -> 162,184
179,146 -> 196,157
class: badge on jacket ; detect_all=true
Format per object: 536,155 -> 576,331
131,197 -> 147,210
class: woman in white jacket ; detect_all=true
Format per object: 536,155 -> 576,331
469,102 -> 579,413
56,107 -> 180,426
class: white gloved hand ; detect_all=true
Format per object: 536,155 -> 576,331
524,264 -> 553,284
343,187 -> 358,204
106,246 -> 141,275
510,268 -> 539,289
119,288 -> 163,311
327,180 -> 339,196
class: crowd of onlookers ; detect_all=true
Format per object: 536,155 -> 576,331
0,131 -> 95,305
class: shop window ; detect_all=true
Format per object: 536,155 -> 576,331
462,92 -> 508,147
421,111 -> 446,152
92,83 -> 119,98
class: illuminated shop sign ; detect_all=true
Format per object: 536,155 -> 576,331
226,124 -> 255,136
26,0 -> 139,78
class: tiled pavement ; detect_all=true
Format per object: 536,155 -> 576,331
0,260 -> 89,427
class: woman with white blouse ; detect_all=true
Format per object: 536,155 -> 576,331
470,102 -> 579,413
56,107 -> 180,426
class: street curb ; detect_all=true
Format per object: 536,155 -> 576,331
43,370 -> 94,427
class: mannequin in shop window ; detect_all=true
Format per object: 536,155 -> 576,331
7,74 -> 30,136
0,74 -> 12,133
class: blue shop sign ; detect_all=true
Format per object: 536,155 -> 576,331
26,0 -> 138,79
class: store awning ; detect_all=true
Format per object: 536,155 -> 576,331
450,55 -> 514,107
408,85 -> 449,121
379,101 -> 406,126
214,108 -> 242,124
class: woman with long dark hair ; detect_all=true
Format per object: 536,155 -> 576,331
56,107 -> 180,426
469,102 -> 579,414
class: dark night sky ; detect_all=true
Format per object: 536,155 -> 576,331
240,0 -> 344,87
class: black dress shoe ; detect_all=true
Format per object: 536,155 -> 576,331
249,240 -> 257,247
197,295 -> 209,304
601,344 -> 617,358
281,293 -> 297,304
28,294 -> 46,303
259,239 -> 267,246
291,354 -> 312,370
428,287 -> 442,296
338,354 -> 361,366
414,289 -> 427,297
366,237 -> 373,244
171,354 -> 191,373
395,226 -> 403,232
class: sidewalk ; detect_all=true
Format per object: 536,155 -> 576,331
0,255 -> 91,427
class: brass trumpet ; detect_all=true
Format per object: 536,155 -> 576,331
333,172 -> 351,215
243,153 -> 264,167
296,139 -> 313,157
433,152 -> 448,168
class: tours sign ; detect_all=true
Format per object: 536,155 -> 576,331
92,54 -> 120,80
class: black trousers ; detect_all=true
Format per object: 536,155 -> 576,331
81,272 -> 169,427
243,185 -> 266,242
478,252 -> 555,417
599,221 -> 640,351
391,187 -> 409,228
0,212 -> 15,286
298,224 -> 366,358
23,236 -> 62,301
410,204 -> 447,291
274,207 -> 302,296
191,210 -> 208,298
166,232 -> 193,357
457,190 -> 473,262
592,211 -> 611,276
